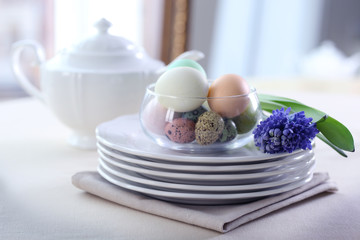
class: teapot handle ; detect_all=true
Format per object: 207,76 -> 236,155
11,40 -> 46,102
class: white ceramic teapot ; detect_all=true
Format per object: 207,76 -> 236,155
11,18 -> 204,150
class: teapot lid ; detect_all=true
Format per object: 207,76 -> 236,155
51,18 -> 164,73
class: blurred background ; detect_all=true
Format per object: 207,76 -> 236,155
1,0 -> 360,101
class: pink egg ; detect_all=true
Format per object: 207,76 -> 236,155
164,118 -> 195,143
208,74 -> 250,118
141,98 -> 179,135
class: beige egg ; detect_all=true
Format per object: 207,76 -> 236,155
208,74 -> 250,118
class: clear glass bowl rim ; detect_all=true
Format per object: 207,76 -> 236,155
145,83 -> 258,100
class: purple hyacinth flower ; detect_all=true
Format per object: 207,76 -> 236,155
253,108 -> 319,154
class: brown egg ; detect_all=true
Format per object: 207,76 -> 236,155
208,74 -> 250,118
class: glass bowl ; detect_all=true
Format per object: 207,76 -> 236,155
139,83 -> 263,153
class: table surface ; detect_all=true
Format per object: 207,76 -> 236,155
1,79 -> 360,240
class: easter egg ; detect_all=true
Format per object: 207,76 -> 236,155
232,103 -> 260,134
165,118 -> 196,143
167,59 -> 207,77
218,119 -> 237,143
182,106 -> 207,122
141,98 -> 181,135
155,67 -> 208,112
208,74 -> 250,118
195,111 -> 224,145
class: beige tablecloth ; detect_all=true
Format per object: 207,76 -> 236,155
72,171 -> 337,233
1,83 -> 360,239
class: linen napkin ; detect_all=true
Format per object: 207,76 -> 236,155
72,172 -> 337,233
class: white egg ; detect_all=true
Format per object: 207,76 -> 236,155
155,67 -> 208,112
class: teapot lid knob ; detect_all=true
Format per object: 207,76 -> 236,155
94,18 -> 112,34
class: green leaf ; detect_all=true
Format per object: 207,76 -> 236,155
259,99 -> 286,113
316,133 -> 348,157
316,116 -> 355,152
258,94 -> 325,122
258,93 -> 355,156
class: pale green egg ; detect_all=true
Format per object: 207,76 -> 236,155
168,59 -> 206,78
155,67 -> 208,112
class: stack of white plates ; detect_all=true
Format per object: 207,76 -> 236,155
96,115 -> 316,205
